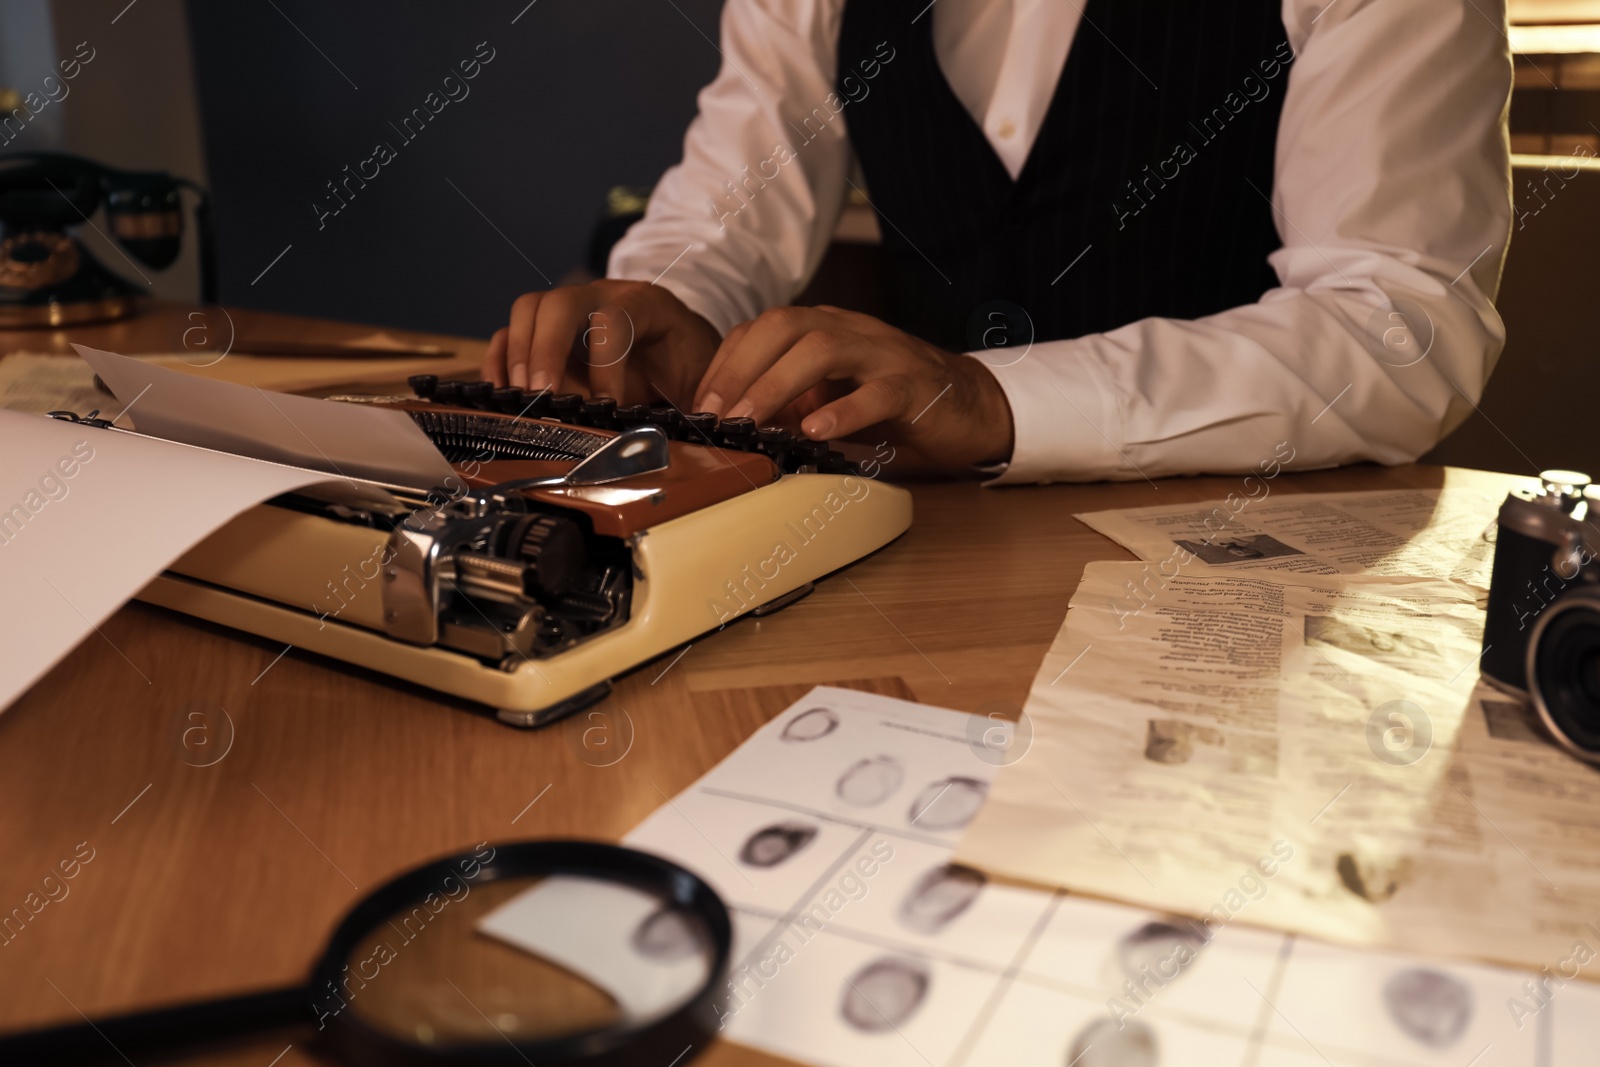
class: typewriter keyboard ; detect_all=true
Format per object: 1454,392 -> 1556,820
407,375 -> 855,475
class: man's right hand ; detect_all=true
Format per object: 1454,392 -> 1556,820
482,279 -> 722,409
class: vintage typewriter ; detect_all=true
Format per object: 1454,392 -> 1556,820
103,378 -> 912,726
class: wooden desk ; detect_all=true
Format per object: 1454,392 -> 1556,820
0,300 -> 487,395
0,305 -> 1464,1066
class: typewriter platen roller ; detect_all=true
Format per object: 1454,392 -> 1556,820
132,378 -> 913,726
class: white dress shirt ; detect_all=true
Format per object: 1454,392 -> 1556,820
931,0 -> 1081,179
608,0 -> 1513,483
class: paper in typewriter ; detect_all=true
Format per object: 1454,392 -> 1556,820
954,562 -> 1600,984
1075,479 -> 1527,590
480,686 -> 1560,1067
0,408 -> 364,711
73,344 -> 456,490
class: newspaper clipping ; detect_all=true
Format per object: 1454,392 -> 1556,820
1076,482 -> 1523,589
957,486 -> 1600,981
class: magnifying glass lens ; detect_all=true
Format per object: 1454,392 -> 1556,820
335,875 -> 715,1050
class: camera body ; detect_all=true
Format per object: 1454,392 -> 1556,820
1482,471 -> 1600,763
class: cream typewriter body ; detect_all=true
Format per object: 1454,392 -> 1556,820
105,379 -> 912,726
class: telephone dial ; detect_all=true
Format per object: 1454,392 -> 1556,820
0,152 -> 214,327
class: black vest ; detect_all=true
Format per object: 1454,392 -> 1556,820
837,0 -> 1293,352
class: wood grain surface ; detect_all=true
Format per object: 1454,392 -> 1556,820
0,304 -> 1481,1066
0,301 -> 487,395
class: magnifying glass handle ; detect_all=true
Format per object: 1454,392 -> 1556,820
0,985 -> 312,1064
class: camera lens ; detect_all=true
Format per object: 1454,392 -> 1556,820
1528,586 -> 1600,764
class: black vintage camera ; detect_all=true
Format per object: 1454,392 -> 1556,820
1482,470 -> 1600,763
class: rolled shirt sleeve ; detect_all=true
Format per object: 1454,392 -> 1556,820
607,0 -> 852,336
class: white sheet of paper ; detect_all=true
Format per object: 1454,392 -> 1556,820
0,408 -> 353,711
481,687 -> 1555,1067
477,876 -> 710,1020
73,344 -> 455,490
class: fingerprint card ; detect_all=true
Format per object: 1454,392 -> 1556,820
480,686 -> 1577,1067
678,686 -> 999,844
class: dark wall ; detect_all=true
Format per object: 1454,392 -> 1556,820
1423,163 -> 1600,477
1,0 -> 210,302
185,0 -> 722,339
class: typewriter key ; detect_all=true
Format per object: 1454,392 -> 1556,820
580,396 -> 618,428
718,416 -> 757,449
681,411 -> 719,443
407,373 -> 438,399
549,393 -> 583,421
461,381 -> 494,408
433,381 -> 464,405
616,403 -> 652,427
521,387 -> 553,417
786,438 -> 828,472
646,405 -> 683,437
756,426 -> 793,459
491,387 -> 524,414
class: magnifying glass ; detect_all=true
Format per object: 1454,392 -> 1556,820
0,841 -> 731,1066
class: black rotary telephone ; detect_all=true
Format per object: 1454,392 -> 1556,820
0,152 -> 215,328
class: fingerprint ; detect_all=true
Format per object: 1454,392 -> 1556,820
898,865 -> 986,934
1144,721 -> 1193,765
1336,852 -> 1411,904
840,956 -> 930,1031
1382,968 -> 1472,1048
738,821 -> 819,868
631,905 -> 703,962
1113,919 -> 1205,984
781,707 -> 839,742
836,755 -> 905,807
907,776 -> 987,830
1067,1017 -> 1159,1067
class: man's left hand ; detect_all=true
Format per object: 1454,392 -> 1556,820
691,305 -> 1015,471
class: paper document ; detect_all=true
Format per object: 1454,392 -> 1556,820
74,345 -> 455,490
955,561 -> 1600,982
0,408 -> 358,711
481,687 -> 1559,1067
478,876 -> 712,1019
0,353 -> 122,419
1076,482 -> 1524,590
0,351 -> 304,419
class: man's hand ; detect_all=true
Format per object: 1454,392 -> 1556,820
483,279 -> 722,407
692,305 -> 1015,470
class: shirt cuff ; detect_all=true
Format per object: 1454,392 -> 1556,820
965,344 -> 1125,485
650,275 -> 742,339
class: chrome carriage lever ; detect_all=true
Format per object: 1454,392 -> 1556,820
466,424 -> 670,513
